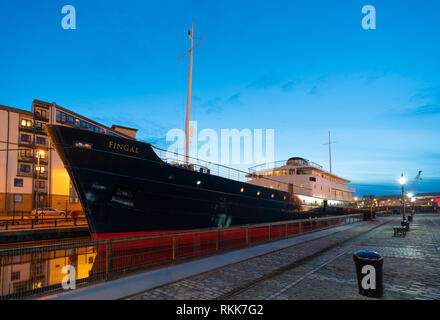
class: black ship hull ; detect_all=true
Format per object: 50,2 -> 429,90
47,125 -> 304,240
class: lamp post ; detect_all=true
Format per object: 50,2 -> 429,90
398,173 -> 407,221
35,150 -> 45,219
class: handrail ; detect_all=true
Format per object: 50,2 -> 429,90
0,213 -> 364,255
150,145 -> 294,189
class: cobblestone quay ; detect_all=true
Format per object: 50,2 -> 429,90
126,214 -> 440,300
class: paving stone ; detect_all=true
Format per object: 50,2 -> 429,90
126,214 -> 440,300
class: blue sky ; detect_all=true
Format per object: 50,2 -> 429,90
0,0 -> 439,196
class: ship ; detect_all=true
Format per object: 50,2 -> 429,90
47,124 -> 305,240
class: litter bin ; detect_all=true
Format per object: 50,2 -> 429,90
363,212 -> 369,221
408,215 -> 413,222
353,250 -> 383,298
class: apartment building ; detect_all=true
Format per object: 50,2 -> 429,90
0,99 -> 137,215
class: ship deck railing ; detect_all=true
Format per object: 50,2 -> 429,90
248,159 -> 323,174
151,145 -> 293,190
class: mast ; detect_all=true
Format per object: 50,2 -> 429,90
328,131 -> 332,173
323,131 -> 336,173
185,23 -> 194,166
177,23 -> 205,166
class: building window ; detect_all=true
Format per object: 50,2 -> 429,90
36,136 -> 46,145
14,179 -> 23,187
289,169 -> 295,175
35,121 -> 44,130
20,134 -> 31,142
309,177 -> 316,182
14,195 -> 23,203
35,181 -> 45,189
35,109 -> 48,119
20,119 -> 32,127
20,164 -> 31,173
11,271 -> 20,281
56,110 -> 105,134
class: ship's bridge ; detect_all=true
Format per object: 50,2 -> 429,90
248,157 -> 323,174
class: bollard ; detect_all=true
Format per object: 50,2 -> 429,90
353,250 -> 383,298
245,228 -> 249,245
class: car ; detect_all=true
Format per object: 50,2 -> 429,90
31,208 -> 67,217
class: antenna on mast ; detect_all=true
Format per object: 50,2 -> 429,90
322,131 -> 337,173
177,22 -> 205,165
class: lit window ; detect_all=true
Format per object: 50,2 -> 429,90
240,188 -> 244,192
257,191 -> 261,196
14,179 -> 23,187
283,196 -> 287,200
300,184 -> 304,188
271,194 -> 275,198
196,180 -> 201,185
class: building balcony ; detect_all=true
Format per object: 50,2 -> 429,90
34,185 -> 48,193
35,140 -> 49,148
34,112 -> 49,122
17,170 -> 32,178
18,126 -> 35,133
34,172 -> 48,180
18,153 -> 34,163
35,126 -> 47,135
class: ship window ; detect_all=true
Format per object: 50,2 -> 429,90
309,177 -> 316,182
111,185 -> 136,207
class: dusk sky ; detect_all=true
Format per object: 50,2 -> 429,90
0,0 -> 439,196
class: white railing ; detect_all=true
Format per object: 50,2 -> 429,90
151,146 -> 293,190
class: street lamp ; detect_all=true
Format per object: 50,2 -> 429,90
35,150 -> 45,218
398,173 -> 407,220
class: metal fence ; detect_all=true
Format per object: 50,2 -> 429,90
0,213 -> 364,300
0,217 -> 88,231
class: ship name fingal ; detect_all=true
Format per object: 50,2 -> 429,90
108,141 -> 140,154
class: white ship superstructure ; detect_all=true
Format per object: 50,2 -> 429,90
246,157 -> 355,206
